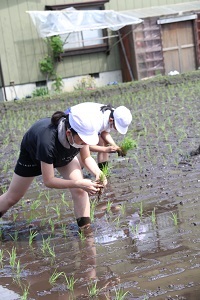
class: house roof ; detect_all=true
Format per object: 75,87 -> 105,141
120,1 -> 200,19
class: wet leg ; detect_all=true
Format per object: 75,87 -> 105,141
57,157 -> 91,227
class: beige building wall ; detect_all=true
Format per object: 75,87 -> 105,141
0,0 -> 198,100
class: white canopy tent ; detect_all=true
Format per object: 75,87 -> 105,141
27,8 -> 143,37
27,8 -> 143,80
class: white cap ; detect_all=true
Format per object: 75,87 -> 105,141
69,106 -> 99,145
113,106 -> 132,134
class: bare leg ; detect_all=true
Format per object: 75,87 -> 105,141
57,157 -> 90,219
0,173 -> 34,215
97,135 -> 109,164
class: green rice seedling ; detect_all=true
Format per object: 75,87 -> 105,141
160,124 -> 166,132
20,284 -> 30,300
151,208 -> 156,225
78,230 -> 86,242
1,184 -> 7,194
139,202 -> 143,218
61,223 -> 67,237
100,162 -> 112,178
0,249 -> 4,268
8,246 -> 17,269
51,204 -> 61,219
49,269 -> 63,286
113,287 -> 128,300
63,274 -> 77,291
47,244 -> 56,260
61,192 -> 70,207
113,215 -> 120,228
130,224 -> 139,235
170,212 -> 178,226
27,199 -> 42,223
117,137 -> 137,157
12,211 -> 18,222
37,191 -> 44,200
30,199 -> 41,211
146,146 -> 151,159
167,143 -> 173,154
40,218 -> 47,227
97,163 -> 111,201
29,230 -> 38,246
41,236 -> 51,255
44,190 -> 51,203
87,280 -> 101,297
164,131 -> 169,142
2,136 -> 9,146
21,199 -> 26,209
3,161 -> 9,173
120,202 -> 126,215
106,200 -> 113,214
8,231 -> 19,242
13,259 -> 24,283
45,206 -> 49,215
49,218 -> 55,234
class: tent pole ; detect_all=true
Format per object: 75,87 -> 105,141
117,30 -> 134,81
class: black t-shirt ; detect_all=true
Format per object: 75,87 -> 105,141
20,118 -> 80,168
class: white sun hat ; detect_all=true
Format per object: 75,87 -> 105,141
113,106 -> 132,134
69,106 -> 99,145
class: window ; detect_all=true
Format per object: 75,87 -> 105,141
45,1 -> 109,56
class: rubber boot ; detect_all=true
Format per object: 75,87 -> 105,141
76,217 -> 92,235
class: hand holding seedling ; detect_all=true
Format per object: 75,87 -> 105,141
76,179 -> 104,195
95,174 -> 107,202
96,172 -> 108,186
105,145 -> 120,153
95,163 -> 111,201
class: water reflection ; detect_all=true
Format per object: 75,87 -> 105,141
15,229 -> 119,299
0,205 -> 188,299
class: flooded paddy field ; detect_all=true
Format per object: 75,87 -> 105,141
0,73 -> 200,299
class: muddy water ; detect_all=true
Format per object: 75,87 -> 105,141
1,79 -> 200,299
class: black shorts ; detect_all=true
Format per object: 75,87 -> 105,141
14,148 -> 42,177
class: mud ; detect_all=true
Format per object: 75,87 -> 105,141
0,73 -> 200,299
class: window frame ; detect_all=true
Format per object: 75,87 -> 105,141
45,1 -> 109,57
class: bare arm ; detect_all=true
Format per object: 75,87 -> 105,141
80,145 -> 107,185
101,131 -> 118,146
41,160 -> 103,195
89,131 -> 120,153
